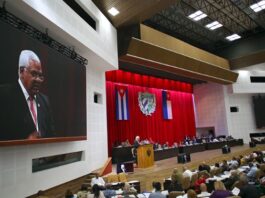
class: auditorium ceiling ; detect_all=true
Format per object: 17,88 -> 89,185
92,0 -> 265,84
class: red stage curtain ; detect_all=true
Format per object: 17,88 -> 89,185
106,70 -> 196,156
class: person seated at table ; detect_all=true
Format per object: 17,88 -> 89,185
172,142 -> 178,148
197,183 -> 211,198
149,182 -> 166,198
210,181 -> 232,198
163,142 -> 169,149
91,173 -> 105,189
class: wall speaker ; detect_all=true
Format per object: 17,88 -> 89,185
230,106 -> 239,112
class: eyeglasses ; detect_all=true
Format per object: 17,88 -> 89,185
23,67 -> 44,80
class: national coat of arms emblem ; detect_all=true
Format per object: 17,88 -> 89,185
138,92 -> 156,116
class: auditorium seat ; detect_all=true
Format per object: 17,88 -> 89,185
168,191 -> 185,198
107,174 -> 119,183
118,172 -> 128,182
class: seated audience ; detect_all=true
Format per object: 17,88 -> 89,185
168,172 -> 183,193
77,184 -> 89,198
221,160 -> 230,172
198,162 -> 210,173
246,162 -> 258,182
229,157 -> 239,170
187,189 -> 197,198
88,184 -> 105,198
91,173 -> 105,189
149,182 -> 166,198
223,170 -> 239,190
210,181 -> 232,198
197,183 -> 211,198
122,182 -> 137,196
103,184 -> 116,198
182,166 -> 192,180
171,168 -> 184,185
238,174 -> 260,198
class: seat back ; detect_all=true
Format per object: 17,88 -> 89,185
107,174 -> 119,183
118,172 -> 128,182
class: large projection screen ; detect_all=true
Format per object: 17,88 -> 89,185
0,20 -> 87,145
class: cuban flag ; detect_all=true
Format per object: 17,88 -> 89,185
162,90 -> 173,120
116,85 -> 129,120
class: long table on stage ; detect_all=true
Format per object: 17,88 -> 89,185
112,139 -> 244,163
178,143 -> 205,154
154,147 -> 179,161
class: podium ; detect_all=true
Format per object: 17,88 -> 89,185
137,144 -> 154,168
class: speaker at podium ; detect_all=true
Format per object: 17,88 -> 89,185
177,153 -> 191,163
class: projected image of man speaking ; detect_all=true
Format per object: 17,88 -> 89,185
0,50 -> 55,140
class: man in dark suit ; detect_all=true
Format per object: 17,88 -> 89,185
0,50 -> 55,140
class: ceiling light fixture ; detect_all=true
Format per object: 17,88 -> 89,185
205,21 -> 223,30
226,34 -> 241,41
188,10 -> 207,21
108,7 -> 120,16
250,0 -> 265,12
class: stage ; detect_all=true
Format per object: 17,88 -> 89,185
113,144 -> 265,192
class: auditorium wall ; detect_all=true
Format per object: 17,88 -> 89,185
225,62 -> 265,143
193,82 -> 229,137
0,0 -> 117,197
194,62 -> 265,143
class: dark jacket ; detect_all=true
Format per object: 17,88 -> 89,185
0,83 -> 55,140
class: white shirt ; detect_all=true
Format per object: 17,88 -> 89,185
183,170 -> 193,179
197,191 -> 211,197
91,177 -> 105,187
18,79 -> 39,131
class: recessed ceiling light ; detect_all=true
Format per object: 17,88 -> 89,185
226,34 -> 241,41
250,0 -> 265,12
188,10 -> 207,21
108,7 -> 120,16
205,21 -> 223,30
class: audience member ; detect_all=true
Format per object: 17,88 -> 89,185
149,182 -> 166,198
238,174 -> 260,198
210,181 -> 232,198
223,170 -> 239,190
76,184 -> 89,198
91,173 -> 105,189
187,189 -> 197,198
197,183 -> 211,198
182,166 -> 192,180
103,184 -> 116,198
198,162 -> 210,173
87,184 -> 105,198
168,171 -> 183,193
246,162 -> 258,182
